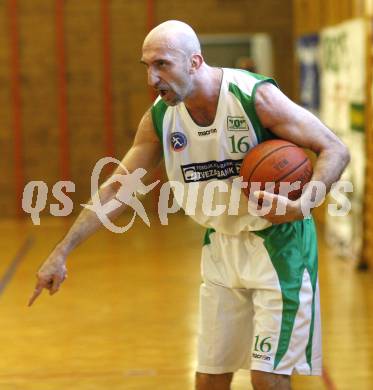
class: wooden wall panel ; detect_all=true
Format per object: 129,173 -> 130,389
0,2 -> 15,215
352,0 -> 367,16
294,0 -> 373,271
64,0 -> 105,208
18,0 -> 59,193
363,12 -> 373,267
155,0 -> 294,96
322,0 -> 338,26
294,0 -> 322,34
294,0 -> 370,35
0,0 -> 295,217
337,0 -> 353,21
111,0 -> 148,158
367,0 -> 373,15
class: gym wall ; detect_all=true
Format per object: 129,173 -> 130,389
0,0 -> 293,218
293,0 -> 373,268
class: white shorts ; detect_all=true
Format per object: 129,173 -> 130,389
197,218 -> 322,376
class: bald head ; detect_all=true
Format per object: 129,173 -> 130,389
143,20 -> 201,57
141,21 -> 205,106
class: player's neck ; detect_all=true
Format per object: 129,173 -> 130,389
183,66 -> 222,125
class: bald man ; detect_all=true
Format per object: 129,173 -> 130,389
30,20 -> 350,390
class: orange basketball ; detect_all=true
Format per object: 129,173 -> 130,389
240,139 -> 313,200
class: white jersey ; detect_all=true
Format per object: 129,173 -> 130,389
151,68 -> 277,235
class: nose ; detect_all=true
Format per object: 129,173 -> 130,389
147,68 -> 160,87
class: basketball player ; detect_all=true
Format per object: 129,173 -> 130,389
29,21 -> 350,390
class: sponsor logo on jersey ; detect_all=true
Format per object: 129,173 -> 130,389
181,159 -> 242,183
170,132 -> 187,152
252,353 -> 271,362
227,116 -> 247,131
197,128 -> 217,137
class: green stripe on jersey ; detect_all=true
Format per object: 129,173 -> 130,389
236,69 -> 276,83
228,73 -> 277,143
151,98 -> 168,144
254,218 -> 318,370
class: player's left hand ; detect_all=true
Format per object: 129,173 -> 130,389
28,249 -> 68,307
249,190 -> 306,224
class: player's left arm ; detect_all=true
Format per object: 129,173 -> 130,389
253,82 -> 351,223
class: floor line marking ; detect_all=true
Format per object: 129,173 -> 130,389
0,236 -> 34,296
322,365 -> 337,390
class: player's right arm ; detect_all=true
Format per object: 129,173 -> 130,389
28,109 -> 162,306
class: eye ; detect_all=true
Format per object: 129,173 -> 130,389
156,60 -> 168,68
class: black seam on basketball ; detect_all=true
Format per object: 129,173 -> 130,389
246,144 -> 297,183
275,157 -> 309,183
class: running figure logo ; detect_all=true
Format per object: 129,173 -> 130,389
82,157 -> 160,233
170,132 -> 187,152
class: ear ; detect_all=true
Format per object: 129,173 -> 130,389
189,54 -> 203,74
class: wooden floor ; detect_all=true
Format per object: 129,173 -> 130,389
0,213 -> 372,389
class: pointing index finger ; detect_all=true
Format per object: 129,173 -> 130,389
28,285 -> 43,307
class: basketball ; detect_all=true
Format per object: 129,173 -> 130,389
240,139 -> 313,200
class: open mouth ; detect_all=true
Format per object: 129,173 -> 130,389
159,89 -> 168,97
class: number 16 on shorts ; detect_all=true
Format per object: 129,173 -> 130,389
252,335 -> 272,362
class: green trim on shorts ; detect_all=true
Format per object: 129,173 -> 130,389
203,228 -> 216,246
254,218 -> 318,371
228,74 -> 278,143
303,219 -> 318,371
306,285 -> 317,371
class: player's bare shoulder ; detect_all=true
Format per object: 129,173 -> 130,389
254,80 -> 279,106
254,82 -> 299,130
253,80 -> 349,156
118,108 -> 163,174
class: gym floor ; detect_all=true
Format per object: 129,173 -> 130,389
0,213 -> 372,389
